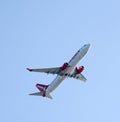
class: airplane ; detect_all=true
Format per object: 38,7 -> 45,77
27,44 -> 90,99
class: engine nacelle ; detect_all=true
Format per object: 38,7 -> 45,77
61,62 -> 69,71
76,66 -> 84,74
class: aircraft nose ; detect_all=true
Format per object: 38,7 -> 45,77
86,44 -> 90,49
84,44 -> 90,49
82,44 -> 90,52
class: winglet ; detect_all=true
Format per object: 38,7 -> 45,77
27,68 -> 33,72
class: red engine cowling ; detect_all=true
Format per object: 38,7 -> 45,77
76,66 -> 84,74
61,62 -> 69,71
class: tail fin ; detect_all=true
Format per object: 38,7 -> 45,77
36,84 -> 49,91
29,83 -> 53,99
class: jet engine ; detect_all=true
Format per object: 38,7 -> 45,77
61,62 -> 69,71
76,66 -> 84,74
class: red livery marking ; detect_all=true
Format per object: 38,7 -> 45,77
61,62 -> 69,71
36,84 -> 49,92
36,84 -> 49,97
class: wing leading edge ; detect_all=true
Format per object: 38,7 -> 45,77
27,67 -> 61,74
27,67 -> 87,82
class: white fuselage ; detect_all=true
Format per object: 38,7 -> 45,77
46,44 -> 90,95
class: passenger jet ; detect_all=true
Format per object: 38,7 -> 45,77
27,44 -> 90,99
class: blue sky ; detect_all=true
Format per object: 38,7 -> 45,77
0,0 -> 120,122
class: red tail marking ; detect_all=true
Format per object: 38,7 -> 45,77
36,84 -> 49,92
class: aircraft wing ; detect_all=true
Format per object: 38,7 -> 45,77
27,67 -> 87,81
70,73 -> 87,82
27,67 -> 61,75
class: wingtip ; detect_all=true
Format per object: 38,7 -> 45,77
27,68 -> 32,72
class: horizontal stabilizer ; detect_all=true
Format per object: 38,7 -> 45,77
29,92 -> 42,96
29,92 -> 53,99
